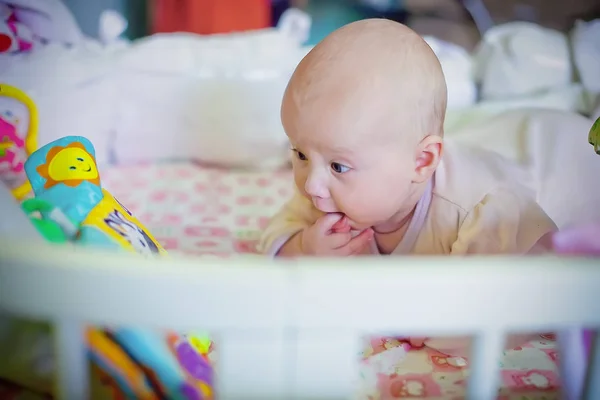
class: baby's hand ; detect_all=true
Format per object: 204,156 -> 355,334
301,213 -> 373,256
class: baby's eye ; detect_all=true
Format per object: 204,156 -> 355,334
69,166 -> 76,170
76,157 -> 84,161
331,162 -> 350,174
294,150 -> 307,161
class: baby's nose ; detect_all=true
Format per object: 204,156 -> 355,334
304,173 -> 328,198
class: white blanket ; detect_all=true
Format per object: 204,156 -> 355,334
449,109 -> 600,229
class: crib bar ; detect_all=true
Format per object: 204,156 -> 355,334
291,259 -> 600,332
467,331 -> 504,400
585,331 -> 600,400
217,332 -> 290,399
290,331 -> 361,399
53,319 -> 88,400
2,244 -> 600,333
557,328 -> 588,400
3,242 -> 600,400
0,246 -> 289,331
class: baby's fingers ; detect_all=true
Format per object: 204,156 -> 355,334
331,216 -> 351,233
335,228 -> 374,256
326,231 -> 353,248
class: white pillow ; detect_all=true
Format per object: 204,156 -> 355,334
112,31 -> 309,170
444,84 -> 588,133
572,19 -> 600,94
423,35 -> 476,109
472,22 -> 572,100
0,44 -> 121,168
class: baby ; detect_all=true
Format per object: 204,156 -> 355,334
259,18 -> 557,257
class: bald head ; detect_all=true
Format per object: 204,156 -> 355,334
283,19 -> 448,142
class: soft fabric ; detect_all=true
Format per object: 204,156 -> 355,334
258,140 -> 557,256
449,109 -> 600,229
444,84 -> 589,134
423,35 -> 476,109
0,0 -> 127,169
571,19 -> 600,94
472,22 -> 572,100
1,45 -> 121,168
111,30 -> 308,170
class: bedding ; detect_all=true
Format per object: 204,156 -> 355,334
0,162 -> 563,399
102,162 -> 293,256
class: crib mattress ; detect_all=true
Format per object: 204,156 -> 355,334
102,162 -> 293,256
0,163 -> 562,399
104,162 -> 564,399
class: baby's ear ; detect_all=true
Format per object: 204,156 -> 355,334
413,135 -> 443,183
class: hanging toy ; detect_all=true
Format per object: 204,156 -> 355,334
0,83 -> 38,200
588,115 -> 600,154
0,4 -> 36,53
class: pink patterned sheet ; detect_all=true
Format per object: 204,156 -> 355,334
359,335 -> 561,399
102,162 -> 294,256
0,162 -> 562,399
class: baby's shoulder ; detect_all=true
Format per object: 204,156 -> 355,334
432,140 -> 535,213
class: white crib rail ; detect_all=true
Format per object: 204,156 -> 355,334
0,240 -> 599,400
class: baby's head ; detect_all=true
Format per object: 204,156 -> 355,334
282,19 -> 447,230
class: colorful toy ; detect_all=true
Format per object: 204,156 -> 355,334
21,198 -> 71,243
20,135 -> 215,399
588,115 -> 600,154
24,136 -> 166,254
0,4 -> 35,53
0,83 -> 38,200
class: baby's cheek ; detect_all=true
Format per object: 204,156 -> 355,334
293,171 -> 307,194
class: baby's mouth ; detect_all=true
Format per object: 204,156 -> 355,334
83,165 -> 92,172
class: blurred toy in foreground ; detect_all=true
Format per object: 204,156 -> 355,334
0,83 -> 37,200
20,136 -> 215,399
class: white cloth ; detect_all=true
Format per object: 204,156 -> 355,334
259,140 -> 557,256
472,22 -> 572,100
449,109 -> 600,229
572,19 -> 600,94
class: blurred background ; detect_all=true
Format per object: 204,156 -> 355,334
63,0 -> 600,51
2,0 -> 599,169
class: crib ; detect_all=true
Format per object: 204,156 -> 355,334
1,237 -> 599,400
2,4 -> 600,398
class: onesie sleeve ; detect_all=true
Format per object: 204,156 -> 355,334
451,185 -> 558,255
257,189 -> 322,256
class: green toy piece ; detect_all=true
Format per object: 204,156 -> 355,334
21,198 -> 72,243
589,116 -> 600,155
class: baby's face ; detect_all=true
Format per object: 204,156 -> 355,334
284,98 -> 418,230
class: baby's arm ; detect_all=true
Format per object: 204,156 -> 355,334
451,185 -> 558,254
258,190 -> 321,256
